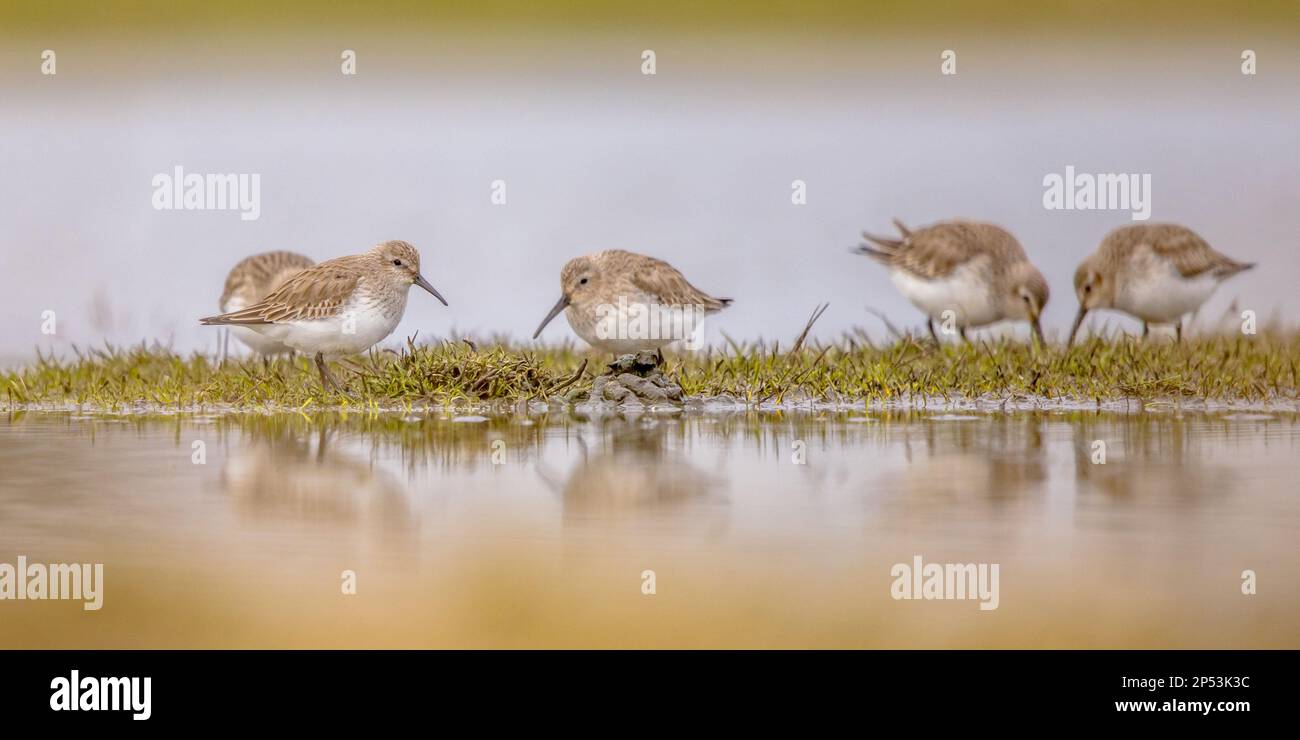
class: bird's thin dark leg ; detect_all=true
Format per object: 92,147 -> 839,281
927,319 -> 939,344
314,352 -> 340,392
960,326 -> 971,344
1142,322 -> 1150,339
1175,321 -> 1183,343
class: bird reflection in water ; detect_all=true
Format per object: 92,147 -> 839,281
219,420 -> 412,536
537,415 -> 726,526
1070,416 -> 1234,503
887,415 -> 1049,508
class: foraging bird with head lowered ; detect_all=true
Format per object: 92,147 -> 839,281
856,219 -> 1049,344
532,249 -> 732,360
1068,223 -> 1253,345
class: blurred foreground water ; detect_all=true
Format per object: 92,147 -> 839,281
1,408 -> 1296,648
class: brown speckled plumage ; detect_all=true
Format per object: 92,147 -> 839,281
857,219 -> 1031,280
201,241 -> 447,390
203,242 -> 423,325
534,249 -> 732,353
856,219 -> 1049,342
1077,223 -> 1252,282
218,251 -> 315,312
1068,223 -> 1255,345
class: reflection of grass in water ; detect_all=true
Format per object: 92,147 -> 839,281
5,332 -> 1300,410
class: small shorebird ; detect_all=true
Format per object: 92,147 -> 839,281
532,249 -> 732,357
1069,223 -> 1254,345
856,219 -> 1049,343
217,251 -> 315,356
200,240 -> 447,390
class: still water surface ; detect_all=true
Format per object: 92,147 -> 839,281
1,409 -> 1296,647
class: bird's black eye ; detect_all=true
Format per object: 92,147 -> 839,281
393,259 -> 402,266
579,277 -> 588,285
1084,284 -> 1091,293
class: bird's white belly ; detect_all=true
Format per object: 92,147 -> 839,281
252,296 -> 403,356
1117,267 -> 1218,324
566,294 -> 690,353
891,266 -> 1000,328
221,297 -> 296,355
229,326 -> 295,355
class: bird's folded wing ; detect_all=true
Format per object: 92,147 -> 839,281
1149,229 -> 1247,278
628,256 -> 730,311
202,261 -> 360,324
218,251 -> 315,308
887,222 -> 1025,279
885,228 -> 973,278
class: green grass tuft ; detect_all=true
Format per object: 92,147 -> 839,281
5,331 -> 1300,411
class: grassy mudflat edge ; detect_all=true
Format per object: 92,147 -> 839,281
4,332 -> 1300,412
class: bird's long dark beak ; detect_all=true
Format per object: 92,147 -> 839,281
414,274 -> 448,306
532,295 -> 570,339
1031,316 -> 1045,346
1067,307 -> 1088,347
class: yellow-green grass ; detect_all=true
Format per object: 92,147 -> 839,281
5,331 -> 1300,412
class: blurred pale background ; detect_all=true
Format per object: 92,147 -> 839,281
2,2 -> 1298,363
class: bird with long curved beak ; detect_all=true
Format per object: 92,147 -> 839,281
200,240 -> 448,390
1068,223 -> 1253,346
532,249 -> 732,359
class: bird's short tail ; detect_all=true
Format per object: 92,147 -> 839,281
855,218 -> 913,264
709,297 -> 734,312
1216,260 -> 1256,279
853,242 -> 895,264
200,304 -> 271,326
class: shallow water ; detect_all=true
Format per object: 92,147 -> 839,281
1,408 -> 1297,648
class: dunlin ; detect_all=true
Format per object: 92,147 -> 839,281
531,249 -> 732,357
200,240 -> 447,390
217,251 -> 315,356
856,219 -> 1049,343
1069,223 -> 1254,345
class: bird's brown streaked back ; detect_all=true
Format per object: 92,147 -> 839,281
1095,223 -> 1254,279
219,251 -> 314,307
613,250 -> 733,311
857,220 -> 1030,279
535,249 -> 732,343
561,249 -> 732,311
201,255 -> 367,325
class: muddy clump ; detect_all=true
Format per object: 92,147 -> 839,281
566,351 -> 684,403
